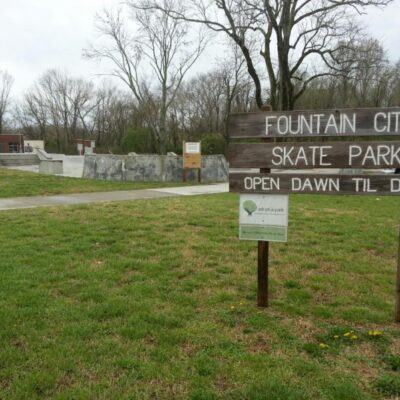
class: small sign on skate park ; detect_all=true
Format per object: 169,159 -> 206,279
239,194 -> 288,242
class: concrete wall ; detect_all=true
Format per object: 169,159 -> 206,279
39,160 -> 63,175
83,154 -> 228,182
25,140 -> 45,150
0,153 -> 40,166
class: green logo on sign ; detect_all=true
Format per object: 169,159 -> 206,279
243,200 -> 257,216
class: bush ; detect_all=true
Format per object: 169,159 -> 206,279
201,133 -> 226,155
121,127 -> 154,154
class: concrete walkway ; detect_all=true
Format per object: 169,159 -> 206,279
0,183 -> 229,211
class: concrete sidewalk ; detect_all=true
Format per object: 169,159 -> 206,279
0,183 -> 229,211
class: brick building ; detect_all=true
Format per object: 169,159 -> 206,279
0,134 -> 24,153
76,139 -> 96,155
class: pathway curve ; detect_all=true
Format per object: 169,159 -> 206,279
0,183 -> 229,211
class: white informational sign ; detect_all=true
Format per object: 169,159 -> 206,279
185,142 -> 201,154
239,194 -> 289,242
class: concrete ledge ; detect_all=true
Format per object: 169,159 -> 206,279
83,154 -> 228,182
35,148 -> 53,161
39,160 -> 63,175
0,153 -> 40,166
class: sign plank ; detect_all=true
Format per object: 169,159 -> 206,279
230,173 -> 400,196
228,108 -> 400,139
184,153 -> 201,169
228,142 -> 400,169
183,141 -> 201,169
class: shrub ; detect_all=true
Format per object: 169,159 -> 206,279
121,127 -> 154,154
201,133 -> 226,155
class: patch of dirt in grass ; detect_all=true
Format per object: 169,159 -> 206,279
146,255 -> 162,264
390,336 -> 400,354
56,372 -> 76,390
117,270 -> 140,287
178,341 -> 201,357
89,259 -> 105,270
143,335 -> 157,345
215,376 -> 241,395
144,380 -> 188,399
344,347 -> 381,387
179,247 -> 199,262
287,317 -> 320,341
246,334 -> 271,354
196,286 -> 239,300
321,208 -> 360,216
313,290 -> 335,304
78,365 -> 100,383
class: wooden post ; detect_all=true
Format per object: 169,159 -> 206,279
395,226 -> 400,322
257,104 -> 272,307
182,141 -> 186,182
257,167 -> 271,307
198,168 -> 201,183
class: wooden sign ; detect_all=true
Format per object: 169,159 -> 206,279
228,108 -> 400,139
229,142 -> 400,169
228,107 -> 400,315
231,173 -> 400,196
183,141 -> 201,169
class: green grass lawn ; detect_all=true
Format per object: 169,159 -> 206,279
0,168 -> 198,198
0,193 -> 399,399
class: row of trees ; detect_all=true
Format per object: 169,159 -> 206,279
0,0 -> 397,154
1,59 -> 253,154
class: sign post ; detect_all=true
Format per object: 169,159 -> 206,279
241,191 -> 289,306
228,106 -> 400,316
396,227 -> 400,322
259,158 -> 270,307
258,106 -> 273,307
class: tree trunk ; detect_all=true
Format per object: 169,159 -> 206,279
278,47 -> 294,111
159,80 -> 168,155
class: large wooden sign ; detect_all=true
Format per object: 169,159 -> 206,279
183,141 -> 201,169
229,142 -> 400,169
228,107 -> 400,312
228,108 -> 400,139
230,173 -> 400,196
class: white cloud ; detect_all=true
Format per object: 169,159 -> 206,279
0,0 -> 122,97
364,1 -> 400,62
0,0 -> 399,99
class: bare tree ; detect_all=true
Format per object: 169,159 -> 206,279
177,45 -> 252,140
166,47 -> 253,148
91,81 -> 134,151
85,1 -> 206,154
140,0 -> 392,111
386,61 -> 400,107
15,87 -> 48,140
18,70 -> 96,152
216,44 -> 254,140
295,37 -> 395,109
0,71 -> 14,133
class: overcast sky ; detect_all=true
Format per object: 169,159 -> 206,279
1,0 -> 399,99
